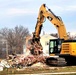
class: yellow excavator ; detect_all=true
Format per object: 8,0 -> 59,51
31,4 -> 76,66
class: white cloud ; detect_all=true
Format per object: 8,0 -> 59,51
5,8 -> 37,16
49,5 -> 64,12
48,5 -> 76,15
7,8 -> 34,15
66,5 -> 76,11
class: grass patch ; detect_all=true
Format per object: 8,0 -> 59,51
0,66 -> 76,75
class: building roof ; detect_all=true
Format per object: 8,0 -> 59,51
41,34 -> 57,40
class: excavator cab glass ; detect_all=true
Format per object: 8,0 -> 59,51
49,39 -> 64,55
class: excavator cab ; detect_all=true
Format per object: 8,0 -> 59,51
46,39 -> 67,66
49,39 -> 64,55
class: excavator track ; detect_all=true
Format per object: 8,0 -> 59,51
46,57 -> 66,66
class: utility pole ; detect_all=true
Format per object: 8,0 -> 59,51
6,41 -> 8,59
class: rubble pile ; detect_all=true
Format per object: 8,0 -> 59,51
0,36 -> 49,71
13,35 -> 49,67
7,53 -> 48,68
10,36 -> 49,68
6,40 -> 48,69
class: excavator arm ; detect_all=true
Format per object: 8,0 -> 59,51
33,4 -> 68,43
31,4 -> 68,55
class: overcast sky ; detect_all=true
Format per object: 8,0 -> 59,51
0,0 -> 76,34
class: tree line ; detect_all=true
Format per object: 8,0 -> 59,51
0,25 -> 30,58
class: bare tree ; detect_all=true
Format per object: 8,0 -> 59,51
0,25 -> 30,54
51,33 -> 58,38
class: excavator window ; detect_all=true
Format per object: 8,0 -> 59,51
49,39 -> 64,55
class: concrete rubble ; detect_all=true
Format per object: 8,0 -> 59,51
6,35 -> 49,68
7,52 -> 48,68
5,45 -> 48,69
0,49 -> 49,71
0,36 -> 50,71
0,60 -> 10,71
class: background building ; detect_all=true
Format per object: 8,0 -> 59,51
40,34 -> 56,55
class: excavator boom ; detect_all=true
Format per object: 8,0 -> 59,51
33,4 -> 68,42
31,4 -> 68,55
